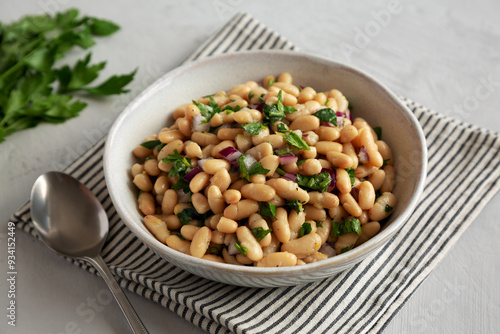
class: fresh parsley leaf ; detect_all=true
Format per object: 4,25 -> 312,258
382,158 -> 391,166
237,154 -> 249,181
276,147 -> 292,156
242,122 -> 265,135
176,207 -> 211,226
276,122 -> 288,133
162,150 -> 191,177
262,91 -> 295,125
140,140 -> 162,149
345,168 -> 355,186
331,218 -> 362,236
251,227 -> 272,242
285,200 -> 304,214
222,104 -> 242,114
234,237 -> 247,256
238,154 -> 269,180
276,167 -> 286,176
297,172 -> 331,192
312,108 -> 337,126
172,178 -> 191,194
385,204 -> 393,212
340,245 -> 353,254
284,131 -> 310,151
267,77 -> 276,88
248,162 -> 270,176
248,91 -> 254,101
373,126 -> 382,140
316,221 -> 323,228
0,9 -> 136,142
296,159 -> 306,166
298,222 -> 312,238
260,203 -> 276,218
193,96 -> 221,124
177,208 -> 198,226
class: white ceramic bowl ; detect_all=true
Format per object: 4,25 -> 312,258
104,50 -> 427,287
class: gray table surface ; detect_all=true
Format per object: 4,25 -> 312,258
1,1 -> 499,333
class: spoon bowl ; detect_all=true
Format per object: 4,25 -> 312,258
30,171 -> 149,334
30,172 -> 108,258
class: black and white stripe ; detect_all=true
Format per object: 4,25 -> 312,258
10,13 -> 500,334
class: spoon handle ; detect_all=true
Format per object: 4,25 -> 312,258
84,255 -> 149,334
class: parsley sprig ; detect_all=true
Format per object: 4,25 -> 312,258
193,96 -> 221,124
251,227 -> 272,242
162,150 -> 191,177
0,9 -> 136,142
276,122 -> 310,151
262,90 -> 295,125
237,154 -> 270,181
331,218 -> 362,237
296,172 -> 331,192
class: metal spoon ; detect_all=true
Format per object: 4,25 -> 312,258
30,171 -> 149,334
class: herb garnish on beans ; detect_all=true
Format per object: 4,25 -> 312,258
131,72 -> 397,267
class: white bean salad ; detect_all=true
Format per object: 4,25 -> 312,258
131,72 -> 396,267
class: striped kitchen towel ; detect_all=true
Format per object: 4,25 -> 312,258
10,12 -> 500,334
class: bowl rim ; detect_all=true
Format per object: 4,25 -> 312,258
104,49 -> 427,275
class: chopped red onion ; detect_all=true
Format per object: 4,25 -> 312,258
227,238 -> 239,256
336,116 -> 344,127
243,154 -> 257,170
183,167 -> 201,182
302,133 -> 309,138
345,109 -> 351,121
176,189 -> 191,203
358,146 -> 369,164
321,122 -> 335,127
350,186 -> 359,201
218,146 -> 242,162
192,114 -> 210,132
336,111 -> 344,117
249,103 -> 264,112
283,173 -> 297,182
319,243 -> 336,258
197,158 -> 212,169
279,153 -> 298,165
321,168 -> 336,192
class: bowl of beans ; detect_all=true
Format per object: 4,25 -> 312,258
104,50 -> 427,287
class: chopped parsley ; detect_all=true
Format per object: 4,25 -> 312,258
275,167 -> 286,176
176,207 -> 211,226
140,139 -> 162,149
382,159 -> 391,167
262,90 -> 296,125
285,199 -> 304,214
234,237 -> 247,256
340,245 -> 353,254
260,203 -> 276,218
312,108 -> 337,126
248,91 -> 254,101
162,150 -> 191,177
373,126 -> 382,140
242,121 -> 265,135
284,131 -> 310,151
237,154 -> 270,181
345,167 -> 355,186
193,96 -> 221,123
297,172 -> 331,192
222,104 -> 242,114
296,159 -> 307,166
317,221 -> 323,228
276,147 -> 292,156
276,120 -> 310,151
251,227 -> 272,242
171,178 -> 191,194
385,204 -> 393,212
267,77 -> 276,88
298,222 -> 312,238
331,218 -> 362,237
